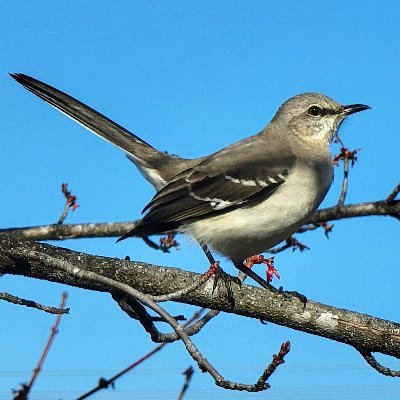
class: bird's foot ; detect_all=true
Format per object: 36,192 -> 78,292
202,261 -> 240,307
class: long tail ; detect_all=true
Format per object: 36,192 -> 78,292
10,73 -> 188,188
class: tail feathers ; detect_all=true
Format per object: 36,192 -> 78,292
10,73 -> 193,187
10,73 -> 153,156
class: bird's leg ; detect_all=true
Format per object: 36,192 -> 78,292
236,257 -> 307,304
242,255 -> 280,285
233,261 -> 278,292
200,245 -> 240,305
200,245 -> 222,293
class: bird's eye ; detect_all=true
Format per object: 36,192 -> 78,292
307,105 -> 323,117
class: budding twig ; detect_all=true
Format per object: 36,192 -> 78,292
57,183 -> 79,224
12,292 -> 68,400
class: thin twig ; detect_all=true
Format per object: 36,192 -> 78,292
114,294 -> 219,343
177,366 -> 195,400
0,291 -> 69,314
337,158 -> 349,206
114,292 -> 185,322
297,222 -> 333,238
12,292 -> 68,399
139,309 -> 220,344
268,236 -> 310,254
57,183 -> 79,225
76,309 -> 206,400
359,349 -> 400,377
255,341 -> 291,386
57,201 -> 71,225
386,182 -> 400,204
27,292 -> 68,391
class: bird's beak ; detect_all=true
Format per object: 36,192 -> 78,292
342,104 -> 371,115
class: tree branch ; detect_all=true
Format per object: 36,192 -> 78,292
0,291 -> 69,314
10,246 -> 283,391
1,199 -> 398,242
337,158 -> 349,206
387,182 -> 400,204
1,235 -> 400,368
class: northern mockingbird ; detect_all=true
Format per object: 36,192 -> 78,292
10,73 -> 370,288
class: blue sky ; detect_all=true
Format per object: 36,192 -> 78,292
1,1 -> 399,399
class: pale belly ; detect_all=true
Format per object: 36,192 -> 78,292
184,165 -> 332,262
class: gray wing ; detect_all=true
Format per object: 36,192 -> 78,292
121,153 -> 295,238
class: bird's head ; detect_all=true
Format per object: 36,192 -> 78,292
272,93 -> 370,144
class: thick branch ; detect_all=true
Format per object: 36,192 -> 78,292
19,248 -> 277,391
0,221 -> 138,241
1,199 -> 398,241
1,235 -> 400,364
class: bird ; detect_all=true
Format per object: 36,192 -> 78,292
10,73 -> 370,288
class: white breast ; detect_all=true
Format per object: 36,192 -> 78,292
184,163 -> 333,262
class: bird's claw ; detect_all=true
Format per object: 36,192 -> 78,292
204,262 -> 238,307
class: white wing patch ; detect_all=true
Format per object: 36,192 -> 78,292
256,179 -> 270,187
224,175 -> 240,184
225,174 -> 287,187
189,192 -> 244,210
225,175 -> 259,187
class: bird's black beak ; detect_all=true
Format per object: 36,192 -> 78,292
343,104 -> 371,115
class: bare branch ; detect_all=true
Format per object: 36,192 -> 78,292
268,236 -> 310,254
57,183 -> 79,224
309,200 -> 400,224
12,292 -> 68,399
2,236 -> 400,368
297,221 -> 333,237
255,341 -> 291,387
359,350 -> 400,377
177,366 -> 195,400
337,158 -> 349,206
333,143 -> 360,207
11,248 -> 281,391
0,291 -> 69,314
1,199 -> 399,242
387,182 -> 400,204
0,221 -> 138,241
146,309 -> 220,344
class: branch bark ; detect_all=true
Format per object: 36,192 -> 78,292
1,235 -> 400,363
1,199 -> 398,242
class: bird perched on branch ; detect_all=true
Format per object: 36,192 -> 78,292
10,73 -> 370,288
